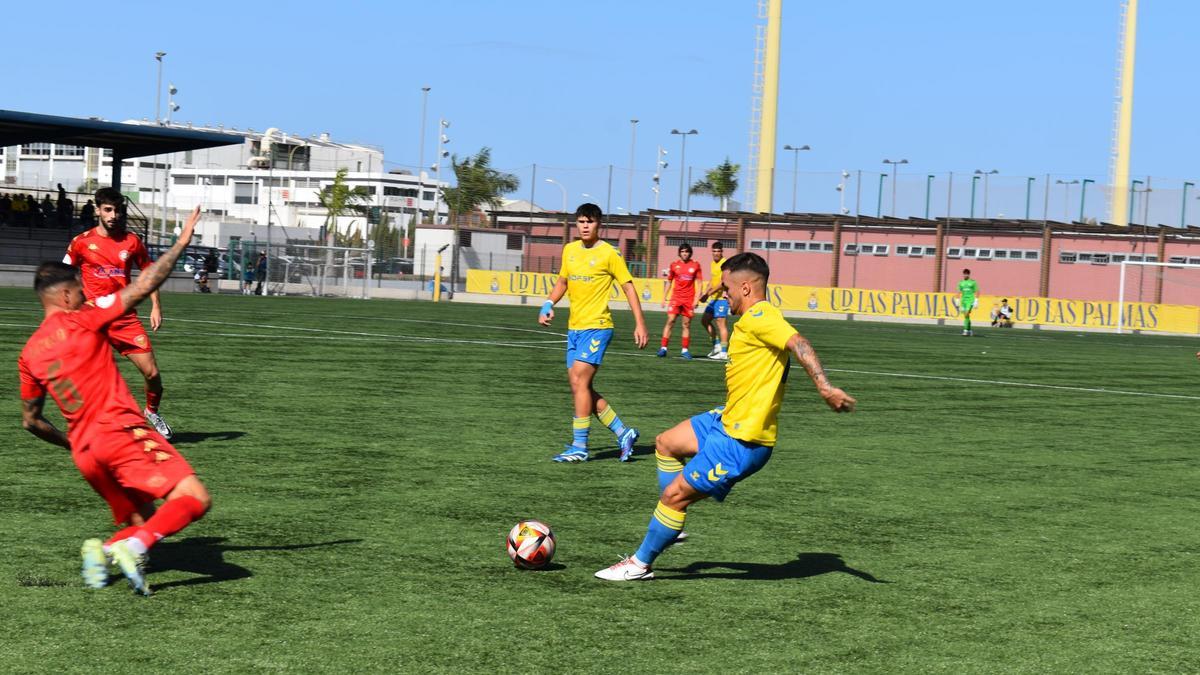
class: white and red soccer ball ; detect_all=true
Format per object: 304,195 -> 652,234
506,520 -> 556,569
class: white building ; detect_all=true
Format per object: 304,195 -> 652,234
1,121 -> 448,249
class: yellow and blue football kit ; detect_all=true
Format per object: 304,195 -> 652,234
703,259 -> 730,319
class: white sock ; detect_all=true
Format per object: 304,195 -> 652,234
630,555 -> 649,568
123,537 -> 149,556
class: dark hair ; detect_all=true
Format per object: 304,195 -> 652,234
711,241 -> 724,249
678,243 -> 693,254
94,187 -> 125,209
34,261 -> 79,294
721,252 -> 770,284
963,268 -> 971,275
574,203 -> 602,222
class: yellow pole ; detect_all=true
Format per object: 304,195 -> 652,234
433,252 -> 443,302
1111,0 -> 1137,226
754,0 -> 782,213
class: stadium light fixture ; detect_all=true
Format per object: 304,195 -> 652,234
1055,179 -> 1079,221
974,169 -> 998,218
1182,182 -> 1195,228
544,178 -> 567,212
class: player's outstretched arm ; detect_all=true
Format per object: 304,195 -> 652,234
119,206 -> 200,311
539,276 -> 568,326
21,396 -> 69,449
621,281 -> 648,349
787,333 -> 855,413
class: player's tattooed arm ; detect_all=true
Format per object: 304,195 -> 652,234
21,396 -> 69,449
120,206 -> 200,311
787,333 -> 856,413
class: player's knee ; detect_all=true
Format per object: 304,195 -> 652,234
654,432 -> 680,459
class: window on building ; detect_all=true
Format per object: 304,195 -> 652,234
994,249 -> 1008,259
1023,250 -> 1039,260
183,150 -> 193,165
975,249 -> 992,260
873,244 -> 889,256
1059,252 -> 1077,263
844,243 -> 859,255
209,175 -> 227,186
21,143 -> 51,155
749,240 -> 765,250
896,245 -> 909,255
1091,253 -> 1110,265
763,241 -> 778,250
458,230 -> 473,248
423,191 -> 435,201
947,247 -> 962,258
963,248 -> 977,258
777,241 -> 793,250
233,181 -> 258,205
54,145 -> 85,157
822,242 -> 834,252
173,175 -> 196,186
506,233 -> 523,250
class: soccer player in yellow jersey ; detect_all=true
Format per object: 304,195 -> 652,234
698,241 -> 731,360
538,203 -> 649,463
596,252 -> 855,580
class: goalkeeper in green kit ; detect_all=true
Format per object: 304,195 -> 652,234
956,268 -> 979,336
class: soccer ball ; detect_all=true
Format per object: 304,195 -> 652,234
506,520 -> 556,569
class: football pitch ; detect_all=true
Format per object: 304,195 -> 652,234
1,288 -> 1198,672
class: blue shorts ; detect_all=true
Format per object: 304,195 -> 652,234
704,299 -> 731,319
684,409 -> 773,502
565,329 -> 614,368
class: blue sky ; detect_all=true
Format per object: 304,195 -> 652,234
10,1 -> 1199,221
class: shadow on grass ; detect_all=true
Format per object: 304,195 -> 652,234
147,536 -> 363,590
169,431 -> 247,445
590,442 -> 654,462
658,552 -> 888,583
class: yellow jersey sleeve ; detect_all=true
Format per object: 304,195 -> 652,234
609,247 -> 633,286
709,261 -> 724,297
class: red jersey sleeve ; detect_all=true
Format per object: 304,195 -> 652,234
63,237 -> 79,266
667,262 -> 677,282
72,293 -> 129,332
18,355 -> 45,400
131,237 -> 152,269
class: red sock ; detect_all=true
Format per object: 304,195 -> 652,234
660,336 -> 669,348
682,336 -> 690,350
131,495 -> 207,551
145,387 -> 162,413
105,525 -> 142,548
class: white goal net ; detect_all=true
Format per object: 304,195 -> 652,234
1117,260 -> 1200,333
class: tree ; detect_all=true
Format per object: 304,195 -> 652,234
317,167 -> 370,245
439,148 -> 520,295
690,158 -> 740,211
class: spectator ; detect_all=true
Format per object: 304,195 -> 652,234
40,194 -> 55,227
0,193 -> 11,225
56,184 -> 72,228
79,199 -> 95,227
242,264 -> 255,295
254,252 -> 268,296
990,299 -> 1014,328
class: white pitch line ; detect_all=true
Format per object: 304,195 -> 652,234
828,367 -> 1200,401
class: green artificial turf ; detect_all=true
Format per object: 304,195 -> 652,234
0,288 -> 1197,672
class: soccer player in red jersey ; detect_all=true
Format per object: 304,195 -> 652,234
63,187 -> 175,439
20,206 -> 209,596
657,243 -> 703,360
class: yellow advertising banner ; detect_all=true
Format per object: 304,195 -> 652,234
465,270 -> 1200,334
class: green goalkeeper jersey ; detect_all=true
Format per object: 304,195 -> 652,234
957,278 -> 978,300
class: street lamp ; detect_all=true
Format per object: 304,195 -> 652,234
670,129 -> 698,210
418,86 -> 431,181
924,174 -> 936,219
627,119 -> 638,212
782,144 -> 810,212
1055,179 -> 1079,221
431,118 -> 450,224
882,159 -> 908,216
1182,181 -> 1195,228
1129,179 -> 1144,225
154,51 -> 166,124
1079,178 -> 1095,223
875,173 -> 888,217
970,175 -> 981,218
1024,177 -> 1036,220
974,169 -> 998,218
652,146 -> 668,209
544,178 -> 567,212
161,82 -> 180,242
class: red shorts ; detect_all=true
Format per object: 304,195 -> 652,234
667,300 -> 695,318
104,312 -> 152,356
72,423 -> 194,524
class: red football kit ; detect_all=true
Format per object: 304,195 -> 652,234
666,259 -> 703,318
64,228 -> 154,355
18,294 -> 193,524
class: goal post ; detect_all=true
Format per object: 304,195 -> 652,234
1117,259 -> 1200,333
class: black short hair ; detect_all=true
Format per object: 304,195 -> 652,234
574,203 -> 602,222
678,243 -> 693,254
94,187 -> 125,209
711,241 -> 724,249
34,261 -> 79,294
721,252 -> 769,284
963,268 -> 971,275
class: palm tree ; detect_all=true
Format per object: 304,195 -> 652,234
439,148 -> 520,295
440,147 -> 520,226
690,158 -> 740,211
316,167 -> 371,246
315,168 -> 370,293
